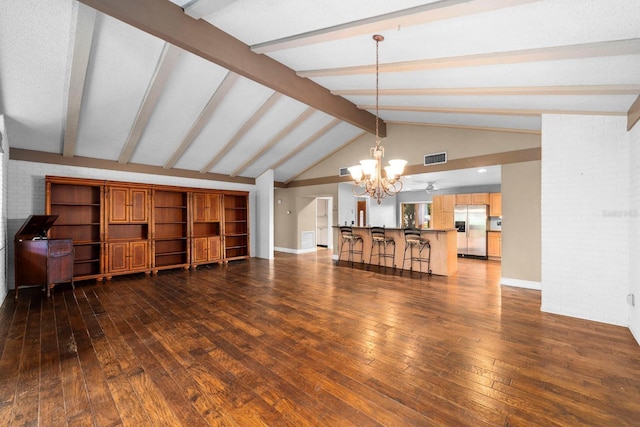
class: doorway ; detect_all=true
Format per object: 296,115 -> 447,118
356,198 -> 367,227
315,197 -> 332,249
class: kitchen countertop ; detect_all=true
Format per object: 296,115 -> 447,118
333,226 -> 456,232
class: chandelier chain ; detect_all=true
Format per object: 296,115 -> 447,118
347,34 -> 406,205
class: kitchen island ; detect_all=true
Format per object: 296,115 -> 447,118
335,226 -> 458,276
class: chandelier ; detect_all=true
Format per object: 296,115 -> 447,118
348,34 -> 407,205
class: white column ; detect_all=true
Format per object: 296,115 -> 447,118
255,169 -> 274,259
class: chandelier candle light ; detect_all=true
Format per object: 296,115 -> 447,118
348,34 -> 407,204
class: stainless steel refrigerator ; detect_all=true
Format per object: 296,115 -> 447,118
454,205 -> 488,258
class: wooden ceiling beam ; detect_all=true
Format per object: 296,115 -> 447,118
333,85 -> 640,97
230,107 -> 316,177
298,38 -> 640,78
163,71 -> 239,169
284,131 -> 367,184
251,0 -> 540,54
628,95 -> 640,131
78,0 -> 382,136
358,104 -> 627,117
200,92 -> 283,173
118,43 -> 181,164
62,3 -> 96,158
265,119 -> 341,173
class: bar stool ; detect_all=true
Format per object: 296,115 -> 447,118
338,226 -> 364,266
369,226 -> 396,270
402,228 -> 431,275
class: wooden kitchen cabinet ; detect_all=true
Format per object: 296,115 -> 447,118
430,195 -> 454,229
455,194 -> 471,204
488,231 -> 502,258
443,194 -> 455,212
471,193 -> 490,205
490,193 -> 502,216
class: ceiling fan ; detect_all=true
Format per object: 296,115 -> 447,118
425,182 -> 439,194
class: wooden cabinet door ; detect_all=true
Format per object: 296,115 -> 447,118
432,195 -> 443,212
130,189 -> 148,223
207,194 -> 221,222
192,193 -> 207,222
471,193 -> 490,205
488,232 -> 501,257
109,187 -> 129,223
490,193 -> 502,216
130,241 -> 148,269
443,195 -> 455,213
108,242 -> 128,272
442,212 -> 454,229
193,237 -> 208,263
109,187 -> 148,223
193,192 -> 220,222
208,236 -> 221,261
456,194 -> 471,204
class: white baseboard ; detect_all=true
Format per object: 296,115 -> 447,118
500,277 -> 542,290
274,247 -> 317,254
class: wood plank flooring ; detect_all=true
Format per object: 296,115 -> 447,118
2,250 -> 640,426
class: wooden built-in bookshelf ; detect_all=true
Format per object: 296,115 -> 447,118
45,176 -> 249,281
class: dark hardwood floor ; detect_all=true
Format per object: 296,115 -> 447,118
1,251 -> 640,426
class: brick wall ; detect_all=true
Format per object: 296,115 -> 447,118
541,115 -> 630,326
5,160 -> 256,292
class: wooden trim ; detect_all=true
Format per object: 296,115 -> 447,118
10,148 -> 255,185
286,148 -> 541,188
298,38 -> 640,77
78,0 -> 383,136
628,95 -> 640,131
359,105 -> 626,117
200,92 -> 283,173
332,85 -> 640,97
250,0 -> 538,54
63,3 -> 96,158
119,43 -> 181,164
385,120 -> 542,135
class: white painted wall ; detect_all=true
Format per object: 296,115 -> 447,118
255,169 -> 274,259
5,160 -> 256,292
629,121 -> 640,342
541,115 -> 630,326
0,118 -> 8,303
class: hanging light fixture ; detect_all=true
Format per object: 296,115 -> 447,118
348,34 -> 407,205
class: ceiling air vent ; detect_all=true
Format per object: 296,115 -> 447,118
424,151 -> 447,166
338,167 -> 351,177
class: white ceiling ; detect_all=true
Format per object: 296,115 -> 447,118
1,0 -> 639,185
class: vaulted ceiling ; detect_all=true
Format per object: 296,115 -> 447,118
1,0 -> 639,185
